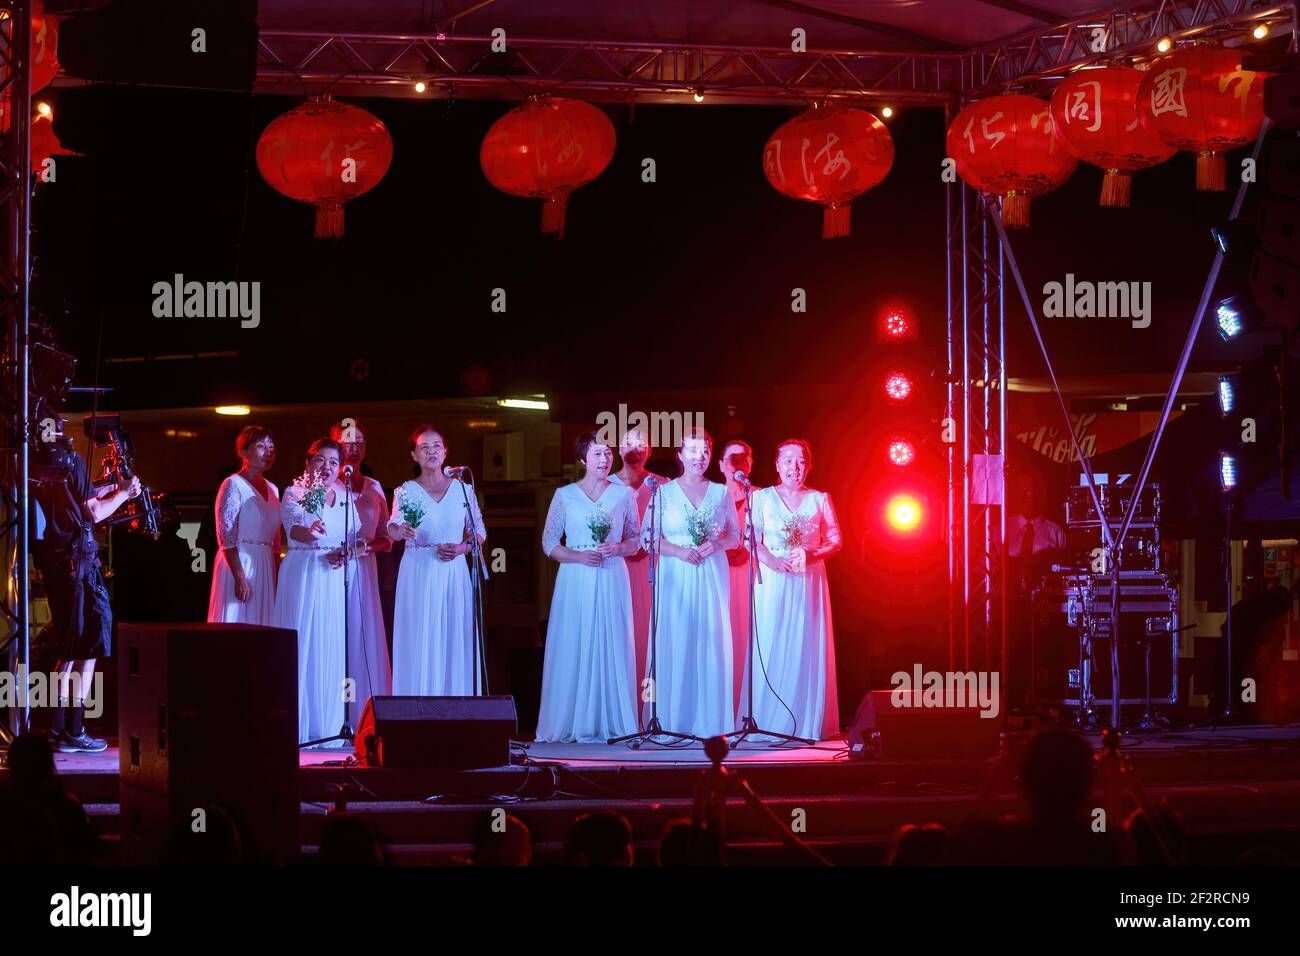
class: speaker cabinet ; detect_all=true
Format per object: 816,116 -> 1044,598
370,695 -> 517,769
117,622 -> 298,863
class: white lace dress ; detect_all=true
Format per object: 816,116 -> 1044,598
744,486 -> 841,741
273,485 -> 353,746
390,479 -> 487,696
536,482 -> 640,743
207,473 -> 281,625
645,480 -> 740,738
337,475 -> 392,726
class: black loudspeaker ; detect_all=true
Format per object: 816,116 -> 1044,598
56,0 -> 259,91
846,689 -> 1002,759
370,696 -> 518,769
118,622 -> 298,864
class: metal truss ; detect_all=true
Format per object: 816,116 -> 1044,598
254,1 -> 1294,105
947,179 -> 1007,675
0,0 -> 34,744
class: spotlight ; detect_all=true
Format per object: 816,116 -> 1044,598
1215,294 -> 1266,340
1156,35 -> 1173,53
36,101 -> 51,117
1217,375 -> 1237,415
414,80 -> 427,93
1253,23 -> 1270,40
215,405 -> 251,416
884,371 -> 914,402
887,438 -> 915,466
692,89 -> 705,103
881,306 -> 914,340
886,494 -> 922,531
1219,452 -> 1238,491
881,106 -> 894,119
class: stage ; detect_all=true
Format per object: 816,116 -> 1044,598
25,724 -> 1300,864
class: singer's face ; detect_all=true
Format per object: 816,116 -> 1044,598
678,437 -> 711,478
722,444 -> 751,479
585,443 -> 613,477
310,449 -> 341,484
776,444 -> 808,487
245,437 -> 276,471
619,430 -> 648,467
338,428 -> 366,466
412,431 -> 446,473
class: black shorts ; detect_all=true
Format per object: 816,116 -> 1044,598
43,561 -> 112,662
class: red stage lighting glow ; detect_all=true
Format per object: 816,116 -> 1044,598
886,494 -> 922,531
884,371 -> 913,401
883,308 -> 911,339
887,438 -> 915,466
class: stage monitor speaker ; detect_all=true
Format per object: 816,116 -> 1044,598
117,622 -> 298,864
846,689 -> 1001,760
370,695 -> 517,769
57,0 -> 258,91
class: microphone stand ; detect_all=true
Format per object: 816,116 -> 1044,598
609,475 -> 701,748
302,468 -> 355,749
456,468 -> 490,695
727,477 -> 814,747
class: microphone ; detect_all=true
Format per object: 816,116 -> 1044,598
644,475 -> 658,489
733,470 -> 751,487
443,465 -> 469,478
343,464 -> 354,478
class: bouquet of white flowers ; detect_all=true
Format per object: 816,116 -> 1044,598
687,506 -> 720,547
587,502 -> 613,544
291,468 -> 329,517
395,485 -> 426,529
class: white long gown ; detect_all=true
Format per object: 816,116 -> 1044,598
338,475 -> 392,726
536,482 -> 640,743
207,473 -> 281,625
274,485 -> 353,746
607,471 -> 666,701
390,479 -> 486,696
744,486 -> 841,741
646,480 -> 739,739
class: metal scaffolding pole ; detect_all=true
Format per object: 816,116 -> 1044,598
0,0 -> 34,746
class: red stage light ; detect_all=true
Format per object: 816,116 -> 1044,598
883,308 -> 912,339
886,494 -> 922,532
884,371 -> 913,401
887,439 -> 915,466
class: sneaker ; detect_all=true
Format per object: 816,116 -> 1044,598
55,731 -> 108,753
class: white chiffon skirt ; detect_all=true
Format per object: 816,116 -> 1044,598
392,548 -> 476,696
207,543 -> 276,625
536,557 -> 638,743
274,549 -> 348,746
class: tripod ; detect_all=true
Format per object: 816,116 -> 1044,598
457,469 -> 490,695
609,476 -> 701,748
301,474 -> 356,749
727,479 -> 813,748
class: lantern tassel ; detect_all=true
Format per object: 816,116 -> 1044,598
542,195 -> 568,239
1196,151 -> 1226,192
315,203 -> 344,240
821,203 -> 851,239
1100,169 -> 1132,208
1001,191 -> 1031,229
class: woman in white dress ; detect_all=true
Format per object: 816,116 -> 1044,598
330,420 -> 392,726
536,432 -> 641,743
274,438 -> 354,746
606,427 -> 667,700
746,438 -> 841,741
387,425 -> 486,696
208,426 -> 281,625
645,428 -> 740,739
720,440 -> 756,718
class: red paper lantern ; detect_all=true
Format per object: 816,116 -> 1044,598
1049,66 -> 1175,207
1137,45 -> 1266,191
255,96 -> 393,239
479,96 -> 615,239
945,94 -> 1078,228
33,1 -> 59,93
762,105 -> 893,239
